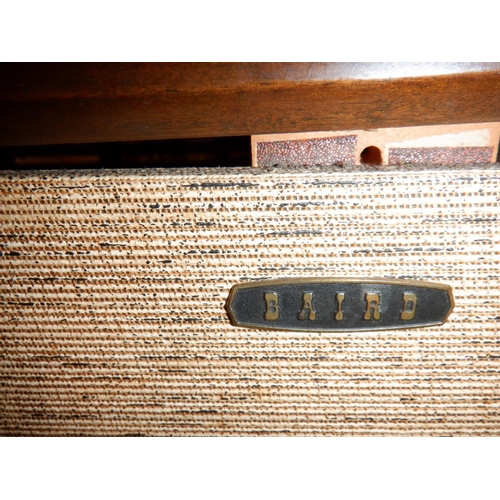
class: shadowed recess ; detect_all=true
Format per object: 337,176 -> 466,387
0,136 -> 251,170
360,146 -> 382,165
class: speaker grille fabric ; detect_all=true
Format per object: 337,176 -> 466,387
1,166 -> 499,436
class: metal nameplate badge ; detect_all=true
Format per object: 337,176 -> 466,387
225,278 -> 454,332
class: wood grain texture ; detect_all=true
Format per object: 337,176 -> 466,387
1,165 -> 499,436
1,63 -> 499,146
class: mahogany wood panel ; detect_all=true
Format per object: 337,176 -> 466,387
1,63 -> 499,147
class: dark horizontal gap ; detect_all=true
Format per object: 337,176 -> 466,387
0,136 -> 251,170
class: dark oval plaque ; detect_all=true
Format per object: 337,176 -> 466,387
225,278 -> 454,332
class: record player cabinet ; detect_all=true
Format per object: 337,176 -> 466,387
1,63 -> 500,436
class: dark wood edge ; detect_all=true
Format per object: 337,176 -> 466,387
1,63 -> 499,147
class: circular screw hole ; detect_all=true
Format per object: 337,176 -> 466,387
360,146 -> 382,166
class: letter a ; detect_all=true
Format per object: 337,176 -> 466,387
298,293 -> 316,320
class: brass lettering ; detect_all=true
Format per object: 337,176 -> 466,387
335,292 -> 345,320
364,293 -> 381,320
298,293 -> 316,320
401,292 -> 417,320
264,292 -> 279,321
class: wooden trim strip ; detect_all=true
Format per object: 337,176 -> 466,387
1,63 -> 499,147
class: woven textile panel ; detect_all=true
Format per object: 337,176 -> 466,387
1,166 -> 499,436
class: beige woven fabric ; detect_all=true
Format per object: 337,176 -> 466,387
1,166 -> 499,436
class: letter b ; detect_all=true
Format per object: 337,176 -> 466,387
264,292 -> 279,321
